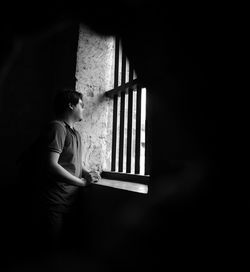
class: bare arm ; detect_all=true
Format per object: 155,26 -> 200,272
81,164 -> 90,178
47,152 -> 89,187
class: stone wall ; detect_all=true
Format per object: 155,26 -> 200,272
75,24 -> 114,172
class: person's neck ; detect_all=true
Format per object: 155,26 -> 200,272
59,115 -> 75,129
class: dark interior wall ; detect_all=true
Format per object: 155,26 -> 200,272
0,1 -> 241,271
0,22 -> 79,184
69,185 -> 149,263
0,22 -> 80,269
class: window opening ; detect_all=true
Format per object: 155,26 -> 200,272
105,37 -> 150,182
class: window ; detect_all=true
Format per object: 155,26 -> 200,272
102,37 -> 150,185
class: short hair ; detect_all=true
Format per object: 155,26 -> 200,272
53,88 -> 83,116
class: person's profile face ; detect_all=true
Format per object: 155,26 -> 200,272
74,99 -> 84,121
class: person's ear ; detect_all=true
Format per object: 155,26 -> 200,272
69,103 -> 74,110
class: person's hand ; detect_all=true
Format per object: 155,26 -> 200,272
89,170 -> 101,183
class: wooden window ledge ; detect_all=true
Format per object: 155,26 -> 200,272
94,178 -> 148,194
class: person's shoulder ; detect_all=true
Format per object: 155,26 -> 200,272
48,120 -> 66,127
47,120 -> 67,132
49,119 -> 65,126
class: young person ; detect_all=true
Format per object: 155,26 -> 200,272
33,89 -> 101,246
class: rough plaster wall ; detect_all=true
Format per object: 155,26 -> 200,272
75,24 -> 114,171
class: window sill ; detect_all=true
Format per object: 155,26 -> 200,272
94,178 -> 148,194
101,171 -> 150,184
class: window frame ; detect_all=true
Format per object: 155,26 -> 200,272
103,36 -> 151,185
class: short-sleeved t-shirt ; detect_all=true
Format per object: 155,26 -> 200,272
40,120 -> 83,212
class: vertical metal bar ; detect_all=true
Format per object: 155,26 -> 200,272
126,88 -> 133,173
121,42 -> 126,85
144,89 -> 150,175
114,37 -> 119,88
135,86 -> 142,174
126,59 -> 134,173
119,92 -> 125,172
111,94 -> 118,171
129,62 -> 133,84
117,41 -> 126,172
111,36 -> 119,171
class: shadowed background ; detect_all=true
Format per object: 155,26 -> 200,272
0,1 -> 238,271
